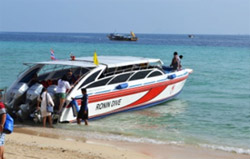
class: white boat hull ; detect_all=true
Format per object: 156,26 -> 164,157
60,72 -> 189,122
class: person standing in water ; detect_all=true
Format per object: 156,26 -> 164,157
77,88 -> 88,125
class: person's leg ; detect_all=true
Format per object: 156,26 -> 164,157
0,146 -> 4,159
1,146 -> 3,159
43,117 -> 47,127
84,119 -> 88,125
77,118 -> 81,125
0,133 -> 5,159
59,98 -> 65,113
55,93 -> 60,111
48,115 -> 53,128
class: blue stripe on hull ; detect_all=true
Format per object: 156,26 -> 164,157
89,89 -> 183,121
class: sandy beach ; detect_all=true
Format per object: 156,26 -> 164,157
4,126 -> 250,159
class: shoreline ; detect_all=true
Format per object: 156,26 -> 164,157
4,126 -> 250,159
6,127 -> 151,159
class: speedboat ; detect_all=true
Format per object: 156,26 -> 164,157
107,32 -> 138,41
4,56 -> 192,123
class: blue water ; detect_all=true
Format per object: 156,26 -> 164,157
0,32 -> 250,154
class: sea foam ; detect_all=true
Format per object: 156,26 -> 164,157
84,131 -> 183,145
200,144 -> 250,155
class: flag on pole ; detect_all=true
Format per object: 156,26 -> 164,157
50,49 -> 56,60
93,51 -> 99,65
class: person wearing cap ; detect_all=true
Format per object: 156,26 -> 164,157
0,92 -> 6,159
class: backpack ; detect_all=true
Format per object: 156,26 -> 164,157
3,113 -> 14,134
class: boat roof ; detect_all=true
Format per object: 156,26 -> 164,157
24,56 -> 163,68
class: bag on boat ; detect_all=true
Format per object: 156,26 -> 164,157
3,113 -> 14,134
46,93 -> 54,113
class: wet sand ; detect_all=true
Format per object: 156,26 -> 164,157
5,127 -> 151,159
4,126 -> 250,159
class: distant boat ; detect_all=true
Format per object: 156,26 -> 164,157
107,32 -> 138,41
188,35 -> 195,38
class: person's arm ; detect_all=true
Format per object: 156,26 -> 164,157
0,114 -> 6,132
84,95 -> 88,112
0,102 -> 6,132
177,58 -> 180,69
48,93 -> 55,106
66,81 -> 71,89
170,58 -> 174,67
37,96 -> 41,110
72,75 -> 77,84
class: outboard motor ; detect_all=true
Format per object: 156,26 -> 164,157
5,82 -> 29,112
17,83 -> 43,121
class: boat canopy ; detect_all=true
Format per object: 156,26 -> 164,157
24,59 -> 99,68
24,56 -> 163,68
76,56 -> 163,68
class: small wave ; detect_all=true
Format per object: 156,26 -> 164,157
85,132 -> 183,145
200,144 -> 250,155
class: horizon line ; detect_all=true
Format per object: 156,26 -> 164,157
0,31 -> 249,36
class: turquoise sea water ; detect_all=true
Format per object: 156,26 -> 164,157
0,32 -> 250,154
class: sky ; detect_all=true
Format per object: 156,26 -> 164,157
0,0 -> 250,35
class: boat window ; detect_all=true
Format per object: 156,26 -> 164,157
130,63 -> 148,71
37,65 -> 91,81
74,67 -> 90,77
149,61 -> 162,68
38,65 -> 67,78
116,65 -> 133,74
103,67 -> 116,77
101,65 -> 134,78
148,71 -> 163,78
51,67 -> 90,79
80,70 -> 101,88
51,69 -> 71,79
20,67 -> 40,83
129,70 -> 151,81
108,72 -> 133,84
87,77 -> 113,88
38,73 -> 50,81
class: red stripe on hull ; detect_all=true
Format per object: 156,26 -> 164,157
88,75 -> 188,103
74,75 -> 188,109
124,85 -> 167,108
89,88 -> 181,119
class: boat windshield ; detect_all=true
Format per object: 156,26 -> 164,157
37,64 -> 92,81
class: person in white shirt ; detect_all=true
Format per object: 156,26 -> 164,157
37,88 -> 54,128
56,76 -> 71,113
